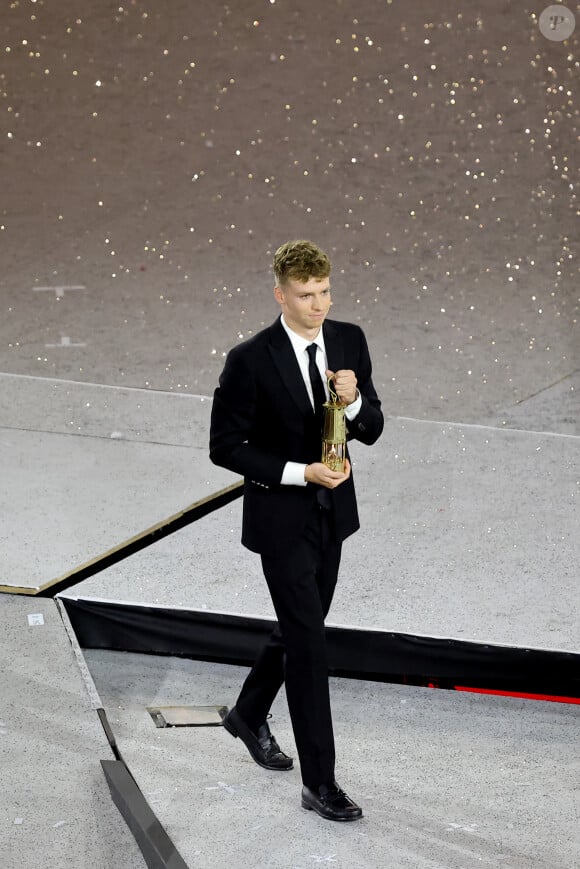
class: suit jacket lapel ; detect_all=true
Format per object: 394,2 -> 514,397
268,318 -> 313,417
323,319 -> 344,378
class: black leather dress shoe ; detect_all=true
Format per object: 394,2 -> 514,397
222,706 -> 293,771
301,782 -> 363,821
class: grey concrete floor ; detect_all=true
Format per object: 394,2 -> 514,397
85,648 -> 580,869
0,598 -> 146,869
2,372 -> 577,649
63,411 -> 579,652
0,374 -> 236,591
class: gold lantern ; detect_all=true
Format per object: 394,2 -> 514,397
321,376 -> 347,472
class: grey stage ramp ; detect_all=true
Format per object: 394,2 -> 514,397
84,648 -> 580,869
65,417 -> 580,654
0,597 -> 145,869
0,374 -> 237,594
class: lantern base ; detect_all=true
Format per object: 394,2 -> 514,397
322,443 -> 346,473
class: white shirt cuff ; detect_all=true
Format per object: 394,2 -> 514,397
344,390 -> 362,420
281,461 -> 308,486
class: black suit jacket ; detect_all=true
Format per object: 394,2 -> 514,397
209,316 -> 384,555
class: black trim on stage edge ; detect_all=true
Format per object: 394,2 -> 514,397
62,597 -> 580,700
29,482 -> 243,599
97,704 -> 188,869
101,760 -> 188,869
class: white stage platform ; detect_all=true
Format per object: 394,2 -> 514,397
2,372 -> 577,653
62,414 -> 579,654
0,374 -> 236,593
85,648 -> 580,869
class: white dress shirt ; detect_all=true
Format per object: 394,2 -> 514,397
279,314 -> 362,486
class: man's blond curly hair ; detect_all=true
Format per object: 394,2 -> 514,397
273,240 -> 331,286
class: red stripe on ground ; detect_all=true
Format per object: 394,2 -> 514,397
454,687 -> 580,705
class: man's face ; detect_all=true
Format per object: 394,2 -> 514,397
274,275 -> 332,338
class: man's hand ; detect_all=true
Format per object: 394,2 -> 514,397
326,369 -> 357,405
304,459 -> 351,489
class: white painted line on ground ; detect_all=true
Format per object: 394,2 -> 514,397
0,371 -> 212,400
396,416 -> 580,441
44,336 -> 87,348
33,285 -> 86,298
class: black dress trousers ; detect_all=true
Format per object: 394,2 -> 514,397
235,500 -> 342,789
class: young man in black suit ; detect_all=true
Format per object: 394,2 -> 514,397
209,240 -> 383,821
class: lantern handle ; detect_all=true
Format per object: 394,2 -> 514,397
326,374 -> 339,404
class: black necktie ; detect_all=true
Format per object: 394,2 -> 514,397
306,343 -> 326,422
306,343 -> 332,510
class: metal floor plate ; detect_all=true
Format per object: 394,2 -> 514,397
147,705 -> 228,728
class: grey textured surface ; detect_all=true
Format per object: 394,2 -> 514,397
487,369 -> 580,437
85,649 -> 580,869
67,417 -> 580,652
0,598 -> 145,869
0,1 -> 578,430
0,419 -> 235,590
0,373 -> 212,447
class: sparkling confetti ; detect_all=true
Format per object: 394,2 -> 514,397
0,1 -> 575,420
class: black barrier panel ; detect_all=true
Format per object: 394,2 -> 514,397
101,760 -> 188,869
62,597 -> 580,699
